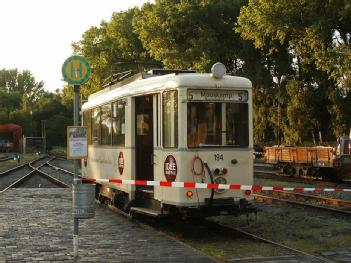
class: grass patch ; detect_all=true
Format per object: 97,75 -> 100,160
188,238 -> 291,260
48,146 -> 67,156
213,202 -> 351,256
0,153 -> 38,172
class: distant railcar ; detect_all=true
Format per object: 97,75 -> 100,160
81,63 -> 256,218
265,137 -> 351,181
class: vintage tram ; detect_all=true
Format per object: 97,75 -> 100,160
81,63 -> 255,217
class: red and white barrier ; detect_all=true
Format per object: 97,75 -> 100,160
82,178 -> 351,192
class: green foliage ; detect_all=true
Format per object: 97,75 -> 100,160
134,0 -> 248,73
0,69 -> 72,148
237,0 -> 351,143
0,88 -> 21,117
33,92 -> 72,146
0,68 -> 44,109
284,80 -> 318,145
237,0 -> 351,89
327,88 -> 351,137
72,8 -> 157,97
252,86 -> 274,144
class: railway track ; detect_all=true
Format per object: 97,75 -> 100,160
254,163 -> 351,189
39,163 -> 73,186
254,163 -> 351,216
0,156 -> 71,192
253,190 -> 351,216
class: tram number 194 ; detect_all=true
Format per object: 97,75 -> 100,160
214,153 -> 223,161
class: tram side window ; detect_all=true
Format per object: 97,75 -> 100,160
163,90 -> 178,148
112,100 -> 125,146
83,110 -> 92,145
92,107 -> 101,145
101,104 -> 112,145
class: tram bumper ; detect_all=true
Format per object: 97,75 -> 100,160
206,197 -> 256,215
179,197 -> 257,217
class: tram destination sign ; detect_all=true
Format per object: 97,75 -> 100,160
187,89 -> 248,102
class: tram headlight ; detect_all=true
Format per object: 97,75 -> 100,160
214,176 -> 227,194
211,62 -> 226,79
186,191 -> 193,198
222,168 -> 228,175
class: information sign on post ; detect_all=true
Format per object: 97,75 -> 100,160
67,126 -> 88,159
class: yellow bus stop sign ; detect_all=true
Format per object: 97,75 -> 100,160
62,55 -> 91,85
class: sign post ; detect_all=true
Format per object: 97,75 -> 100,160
62,55 -> 91,259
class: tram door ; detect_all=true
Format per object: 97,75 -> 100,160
135,95 -> 154,190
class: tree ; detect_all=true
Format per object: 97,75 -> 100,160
72,8 -> 157,97
134,0 -> 249,73
0,68 -> 72,147
236,0 -> 351,141
237,0 -> 351,89
0,88 -> 21,118
33,91 -> 72,146
0,69 -> 44,103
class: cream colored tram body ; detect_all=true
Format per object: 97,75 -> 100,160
81,64 -> 255,217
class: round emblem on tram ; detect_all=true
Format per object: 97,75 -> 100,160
164,155 -> 177,182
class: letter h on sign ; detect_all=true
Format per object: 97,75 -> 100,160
70,62 -> 83,79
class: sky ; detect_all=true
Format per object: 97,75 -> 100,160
0,0 -> 151,92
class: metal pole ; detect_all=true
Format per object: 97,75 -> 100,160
73,85 -> 80,258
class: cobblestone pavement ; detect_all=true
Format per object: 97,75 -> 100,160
0,188 -> 216,262
1,188 -> 351,263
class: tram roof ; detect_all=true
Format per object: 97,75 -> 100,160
82,73 -> 252,110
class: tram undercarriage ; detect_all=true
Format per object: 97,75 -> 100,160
95,184 -> 256,219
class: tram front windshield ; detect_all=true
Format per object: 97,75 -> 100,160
187,102 -> 248,148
